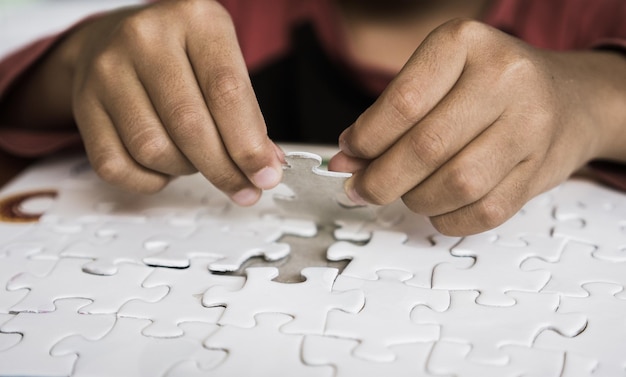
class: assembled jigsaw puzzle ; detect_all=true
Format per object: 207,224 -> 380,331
0,149 -> 625,376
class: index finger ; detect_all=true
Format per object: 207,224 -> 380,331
186,5 -> 283,190
339,20 -> 469,160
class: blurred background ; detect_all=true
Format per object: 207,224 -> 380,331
0,0 -> 143,59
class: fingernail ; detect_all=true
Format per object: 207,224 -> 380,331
273,144 -> 286,164
345,178 -> 368,206
252,166 -> 281,189
231,188 -> 260,206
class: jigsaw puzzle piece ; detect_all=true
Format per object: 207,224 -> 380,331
274,152 -> 374,225
0,247 -> 56,313
197,313 -> 332,377
534,282 -> 626,377
143,214 -> 315,272
427,341 -> 564,377
559,354 -> 599,377
412,290 -> 586,365
0,298 -> 115,377
4,218 -> 106,261
119,258 -> 245,337
327,230 -> 469,288
62,218 -> 195,275
0,222 -> 32,248
487,189 -> 557,246
202,267 -> 364,334
0,313 -> 20,352
302,335 -> 434,377
52,318 -> 225,377
552,180 -> 626,261
7,258 -> 167,314
333,200 -> 407,242
522,241 -> 626,297
325,270 -> 447,362
432,234 -> 565,306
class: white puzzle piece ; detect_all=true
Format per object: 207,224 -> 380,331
432,234 -> 566,306
324,270 -> 447,362
119,258 -> 245,337
52,318 -> 225,377
302,335 -> 434,377
196,313 -> 332,377
412,290 -> 587,365
202,267 -> 364,334
534,282 -> 626,377
522,241 -> 626,297
274,152 -> 375,225
0,313 -> 20,352
3,219 -> 105,261
552,180 -> 626,261
327,230 -> 469,288
0,298 -> 115,377
143,214 -> 316,272
62,219 -> 195,275
427,341 -> 564,377
0,247 -> 56,312
7,258 -> 167,314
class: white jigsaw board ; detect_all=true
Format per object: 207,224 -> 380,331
0,148 -> 625,377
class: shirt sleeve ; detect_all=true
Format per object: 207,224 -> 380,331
0,15 -> 97,157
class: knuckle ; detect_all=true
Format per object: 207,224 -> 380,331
358,177 -> 394,206
230,141 -> 268,169
407,127 -> 447,170
443,18 -> 489,44
131,133 -> 169,168
345,127 -> 378,159
387,80 -> 423,124
165,102 -> 206,140
401,192 -> 429,215
206,69 -> 249,110
117,12 -> 159,46
474,197 -> 512,230
429,216 -> 461,237
208,168 -> 246,194
446,165 -> 485,204
179,0 -> 231,21
498,53 -> 540,88
90,50 -> 119,79
91,150 -> 128,185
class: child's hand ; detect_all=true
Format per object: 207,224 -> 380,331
71,0 -> 283,205
330,19 -> 626,236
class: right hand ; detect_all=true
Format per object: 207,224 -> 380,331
69,0 -> 283,205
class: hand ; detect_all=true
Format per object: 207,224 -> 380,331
329,18 -> 626,236
68,0 -> 283,204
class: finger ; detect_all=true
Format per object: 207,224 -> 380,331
327,151 -> 370,173
347,69 -> 506,206
402,116 -> 527,216
428,160 -> 540,236
73,94 -> 170,193
338,23 -> 469,160
133,41 -> 260,205
101,68 -> 195,176
187,9 -> 283,190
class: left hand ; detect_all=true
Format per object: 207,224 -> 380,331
329,19 -> 626,236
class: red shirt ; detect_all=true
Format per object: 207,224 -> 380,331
1,0 -> 625,188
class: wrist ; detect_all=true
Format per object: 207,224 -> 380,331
566,50 -> 626,163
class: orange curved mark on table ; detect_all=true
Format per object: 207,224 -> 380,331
0,190 -> 58,223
